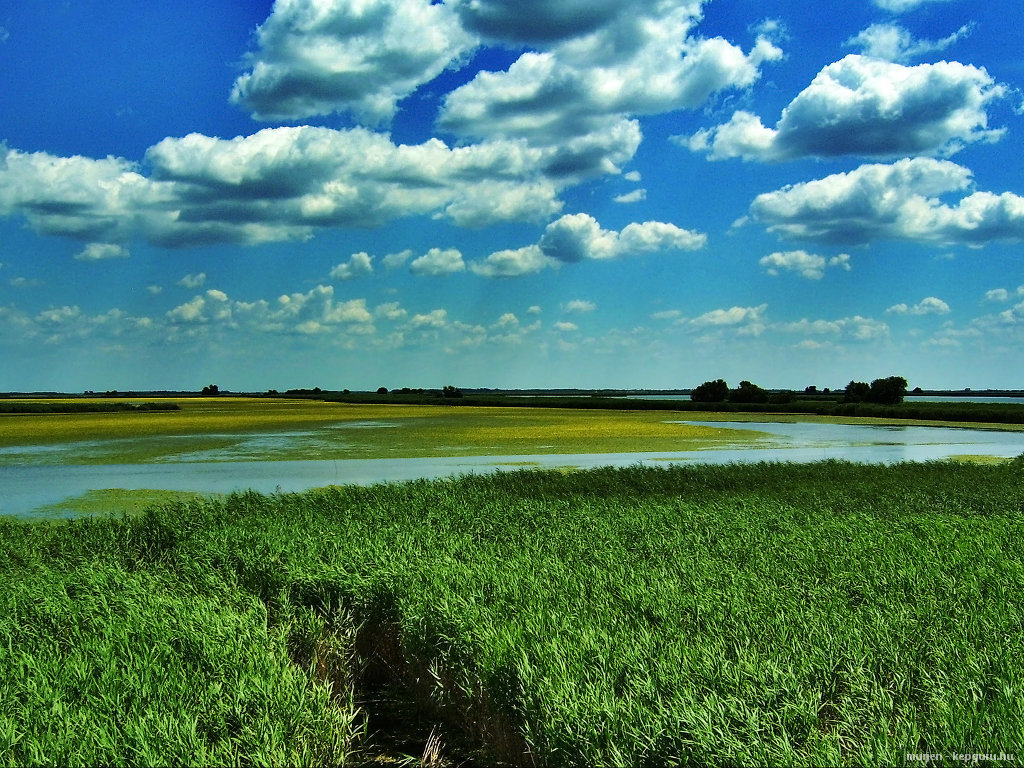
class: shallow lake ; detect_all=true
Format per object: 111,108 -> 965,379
2,420 -> 1022,519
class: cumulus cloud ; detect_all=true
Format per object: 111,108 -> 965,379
0,149 -> 160,245
553,321 -> 579,332
470,245 -> 554,278
178,273 -> 206,289
167,289 -> 231,324
873,0 -> 956,12
466,212 -> 704,278
686,55 -> 1005,161
165,284 -> 376,338
74,243 -> 130,261
562,299 -> 596,314
539,213 -> 705,263
409,247 -> 466,276
845,22 -> 973,63
230,0 -> 476,124
382,249 -> 413,270
410,309 -> 448,329
750,157 -> 1024,245
439,2 -> 780,152
886,297 -> 951,315
759,250 -> 851,279
691,304 -> 767,328
330,251 -> 374,280
0,127 -> 581,250
374,301 -> 407,320
613,188 -> 646,204
450,0 -> 645,44
775,315 -> 890,342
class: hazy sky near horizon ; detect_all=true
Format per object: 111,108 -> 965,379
1,0 -> 1022,392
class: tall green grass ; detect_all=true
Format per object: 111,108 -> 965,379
2,459 -> 1022,765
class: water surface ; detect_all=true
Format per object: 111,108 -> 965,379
2,421 -> 1022,519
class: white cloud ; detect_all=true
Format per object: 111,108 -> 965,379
613,188 -> 646,204
382,249 -> 413,270
410,309 -> 448,329
759,250 -> 851,279
167,290 -> 228,324
844,22 -> 973,63
873,0 -> 956,12
9,277 -> 42,288
166,284 -> 375,337
38,306 -> 82,325
0,149 -> 158,245
470,245 -> 554,278
553,321 -> 579,332
450,0 -> 646,44
562,299 -> 596,314
539,213 -> 705,263
0,127 -> 584,250
178,273 -> 206,289
691,304 -> 767,328
886,297 -> 951,315
374,301 -> 407,320
144,127 -> 566,234
231,0 -> 476,124
330,251 -> 374,281
750,157 -> 1024,245
74,243 -> 130,261
983,286 -> 1024,304
439,3 -> 780,152
775,315 -> 890,342
686,55 -> 1005,161
651,309 -> 684,321
409,247 -> 466,276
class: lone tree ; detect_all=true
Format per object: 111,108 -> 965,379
201,384 -> 219,396
868,375 -> 908,405
691,379 -> 729,403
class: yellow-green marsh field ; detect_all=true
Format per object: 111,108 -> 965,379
0,397 -> 773,465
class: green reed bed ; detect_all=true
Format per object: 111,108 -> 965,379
1,459 -> 1022,766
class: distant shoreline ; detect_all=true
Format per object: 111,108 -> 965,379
2,387 -> 1023,399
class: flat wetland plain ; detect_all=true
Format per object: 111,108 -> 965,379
1,398 -> 1023,766
0,397 -> 773,465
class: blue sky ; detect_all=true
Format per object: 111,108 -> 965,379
1,0 -> 1022,392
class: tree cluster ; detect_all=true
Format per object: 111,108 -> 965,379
690,379 -> 769,404
843,376 -> 908,405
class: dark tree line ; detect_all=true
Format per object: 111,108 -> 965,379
691,376 -> 908,406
